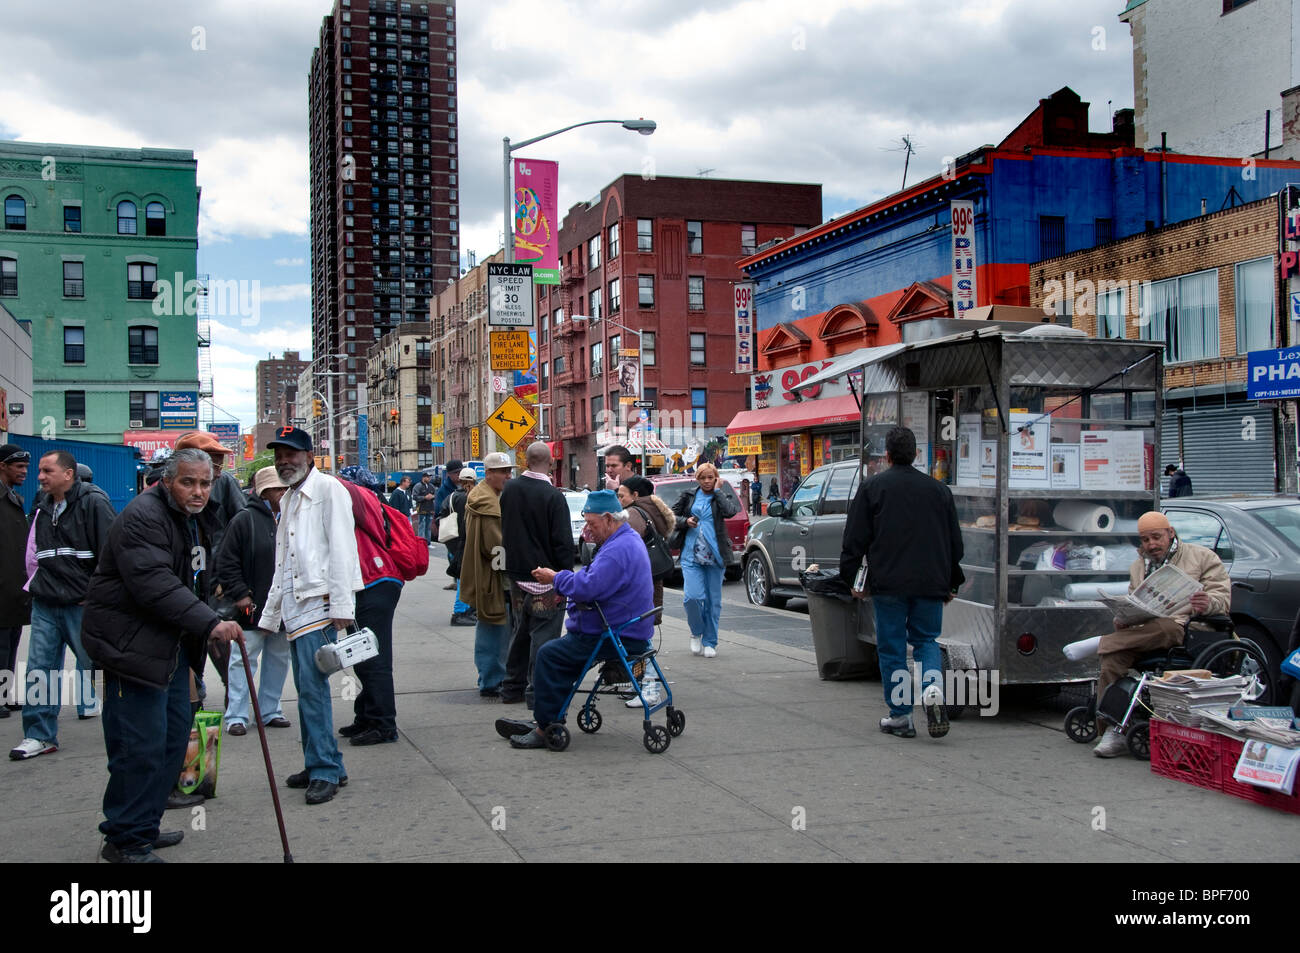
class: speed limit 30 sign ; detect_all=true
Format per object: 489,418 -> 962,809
488,263 -> 535,328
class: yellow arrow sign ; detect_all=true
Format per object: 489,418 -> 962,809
486,394 -> 536,450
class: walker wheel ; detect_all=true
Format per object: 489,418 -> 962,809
544,724 -> 570,752
1064,706 -> 1097,743
577,707 -> 602,734
1126,721 -> 1150,761
643,724 -> 670,754
667,708 -> 686,737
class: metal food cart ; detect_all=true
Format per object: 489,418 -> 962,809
801,324 -> 1164,688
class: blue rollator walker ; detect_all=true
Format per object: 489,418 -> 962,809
542,602 -> 686,754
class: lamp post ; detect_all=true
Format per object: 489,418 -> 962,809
503,119 -> 656,264
309,352 -> 348,470
572,314 -> 647,476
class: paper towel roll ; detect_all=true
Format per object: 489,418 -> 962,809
1053,500 -> 1116,532
1063,636 -> 1101,660
1063,580 -> 1130,601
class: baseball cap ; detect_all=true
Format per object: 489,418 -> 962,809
0,444 -> 30,465
446,458 -> 465,472
458,469 -> 477,484
267,426 -> 313,452
174,431 -> 235,456
483,452 -> 512,470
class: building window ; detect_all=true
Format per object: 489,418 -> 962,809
0,258 -> 16,296
690,332 -> 706,364
129,326 -> 159,364
686,220 -> 702,255
1139,270 -> 1219,363
63,261 -> 84,297
591,394 -> 603,431
588,233 -> 600,270
117,200 -> 138,235
64,206 -> 81,233
1094,218 -> 1114,246
63,327 -> 85,363
540,361 -> 549,389
65,391 -> 86,427
588,287 -> 601,321
607,222 -> 619,258
1236,257 -> 1274,354
688,276 -> 704,311
638,275 -> 654,308
609,334 -> 621,359
741,224 -> 756,253
553,354 -> 565,375
637,218 -> 653,252
591,341 -> 603,377
146,202 -> 166,236
4,195 -> 25,230
127,262 -> 157,299
129,391 -> 160,428
540,309 -> 549,345
1096,286 -> 1125,339
608,278 -> 620,313
641,331 -> 655,366
1039,215 -> 1065,260
691,388 -> 707,426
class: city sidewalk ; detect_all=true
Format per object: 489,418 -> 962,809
2,569 -> 1295,863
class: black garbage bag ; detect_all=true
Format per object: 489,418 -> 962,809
800,568 -> 855,603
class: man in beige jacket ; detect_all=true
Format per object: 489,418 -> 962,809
1094,510 -> 1231,758
460,453 -> 513,697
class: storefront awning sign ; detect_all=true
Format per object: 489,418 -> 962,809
727,432 -> 762,456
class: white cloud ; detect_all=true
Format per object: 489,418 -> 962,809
258,283 -> 311,303
273,257 -> 305,266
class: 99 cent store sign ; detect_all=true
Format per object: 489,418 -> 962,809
488,263 -> 535,328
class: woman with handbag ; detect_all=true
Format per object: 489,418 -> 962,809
444,470 -> 477,627
671,464 -> 739,658
616,476 -> 674,626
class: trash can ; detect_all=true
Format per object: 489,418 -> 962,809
801,570 -> 878,680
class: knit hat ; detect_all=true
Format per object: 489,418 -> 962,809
582,489 -> 622,515
253,466 -> 286,498
0,444 -> 30,464
1137,511 -> 1171,533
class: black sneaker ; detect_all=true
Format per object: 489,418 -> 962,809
338,722 -> 370,738
349,728 -> 399,746
495,717 -> 534,740
305,779 -> 339,805
102,841 -> 164,864
286,770 -> 348,789
450,612 -> 476,627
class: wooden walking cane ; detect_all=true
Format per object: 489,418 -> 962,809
235,631 -> 294,863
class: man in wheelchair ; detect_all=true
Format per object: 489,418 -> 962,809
499,489 -> 655,750
1093,510 -> 1231,758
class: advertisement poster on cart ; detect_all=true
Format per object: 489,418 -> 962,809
1007,412 -> 1049,488
956,414 -> 981,487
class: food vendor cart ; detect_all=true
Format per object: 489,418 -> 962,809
800,324 -> 1165,688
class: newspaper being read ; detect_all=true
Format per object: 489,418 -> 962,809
1096,564 -> 1201,626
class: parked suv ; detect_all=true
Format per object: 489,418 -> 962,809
648,475 -> 747,580
743,460 -> 860,607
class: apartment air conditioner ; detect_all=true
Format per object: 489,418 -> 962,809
67,418 -> 85,428
129,419 -> 144,428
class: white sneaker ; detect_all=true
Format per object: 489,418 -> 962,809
1093,727 -> 1128,758
690,637 -> 702,656
702,645 -> 717,659
626,681 -> 662,708
9,737 -> 57,761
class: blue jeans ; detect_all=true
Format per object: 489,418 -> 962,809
418,513 -> 434,541
287,627 -> 345,784
23,600 -> 97,745
872,594 -> 944,717
681,560 -> 725,649
224,628 -> 290,727
99,646 -> 191,852
474,620 -> 510,692
453,576 -> 471,615
533,630 -> 650,727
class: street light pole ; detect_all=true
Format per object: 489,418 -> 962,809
502,118 -> 656,264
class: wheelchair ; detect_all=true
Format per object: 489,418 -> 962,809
1063,615 -> 1275,760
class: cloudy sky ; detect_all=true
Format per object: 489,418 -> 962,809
0,0 -> 1134,429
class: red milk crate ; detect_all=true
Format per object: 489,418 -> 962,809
1149,719 -> 1226,792
1218,735 -> 1300,816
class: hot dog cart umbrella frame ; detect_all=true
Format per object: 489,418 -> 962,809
796,324 -> 1165,687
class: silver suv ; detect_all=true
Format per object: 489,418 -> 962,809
743,460 -> 860,607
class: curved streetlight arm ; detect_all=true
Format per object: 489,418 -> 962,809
510,118 -> 653,153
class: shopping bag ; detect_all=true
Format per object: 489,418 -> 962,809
178,709 -> 223,798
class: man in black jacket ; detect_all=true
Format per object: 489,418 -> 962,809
0,445 -> 31,717
499,443 -> 574,705
214,466 -> 291,736
1164,463 -> 1193,497
82,448 -> 242,863
840,426 -> 964,740
9,451 -> 116,760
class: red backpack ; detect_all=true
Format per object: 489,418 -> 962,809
343,482 -> 430,583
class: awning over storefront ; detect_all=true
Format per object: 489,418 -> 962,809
595,430 -> 672,454
725,394 -> 860,435
790,343 -> 908,396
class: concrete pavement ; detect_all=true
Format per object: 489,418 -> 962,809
3,557 -> 1296,863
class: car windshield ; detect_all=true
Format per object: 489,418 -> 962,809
1251,503 -> 1300,550
653,479 -> 738,511
565,494 -> 586,516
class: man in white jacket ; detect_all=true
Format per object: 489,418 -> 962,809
258,427 -> 363,805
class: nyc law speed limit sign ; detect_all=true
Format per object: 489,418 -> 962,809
488,263 -> 535,328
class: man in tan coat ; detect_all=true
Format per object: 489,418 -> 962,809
459,453 -> 513,697
1094,510 -> 1231,758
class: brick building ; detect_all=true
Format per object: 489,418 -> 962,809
537,175 -> 821,489
1031,195 -> 1291,494
366,321 -> 434,472
253,349 -> 309,450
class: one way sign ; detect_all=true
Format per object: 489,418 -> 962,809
486,394 -> 536,449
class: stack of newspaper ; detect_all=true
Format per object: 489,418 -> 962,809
1199,705 -> 1300,747
1146,672 -> 1251,727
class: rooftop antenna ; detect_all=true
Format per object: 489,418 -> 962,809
885,135 -> 919,190
697,167 -> 715,177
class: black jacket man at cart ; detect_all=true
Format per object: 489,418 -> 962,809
840,426 -> 964,741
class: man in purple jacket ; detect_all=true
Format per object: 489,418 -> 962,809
498,489 -> 654,749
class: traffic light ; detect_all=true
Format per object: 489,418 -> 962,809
389,408 -> 399,422
313,398 -> 323,418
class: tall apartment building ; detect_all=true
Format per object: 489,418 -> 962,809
366,322 -> 434,472
538,175 -> 821,489
430,250 -> 502,464
0,140 -> 201,444
253,349 -> 309,450
308,0 -> 459,465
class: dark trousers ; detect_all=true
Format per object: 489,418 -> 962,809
353,580 -> 401,733
0,625 -> 21,705
503,582 -> 566,707
99,648 -> 192,851
533,631 -> 650,727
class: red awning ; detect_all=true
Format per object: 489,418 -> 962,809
725,394 -> 860,435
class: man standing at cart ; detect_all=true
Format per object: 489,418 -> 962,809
840,426 -> 964,740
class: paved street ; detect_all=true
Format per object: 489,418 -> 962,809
4,550 -> 1296,864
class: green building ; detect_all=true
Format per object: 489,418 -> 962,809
0,141 -> 203,444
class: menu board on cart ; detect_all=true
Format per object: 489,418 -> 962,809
956,414 -> 981,486
902,391 -> 929,473
979,441 -> 997,486
1008,412 -> 1050,488
1080,431 -> 1146,491
1049,444 -> 1081,489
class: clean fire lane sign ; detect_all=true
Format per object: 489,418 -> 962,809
488,263 -> 535,328
490,330 -> 532,370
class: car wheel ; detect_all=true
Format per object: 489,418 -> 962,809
745,553 -> 787,608
1234,621 -> 1283,684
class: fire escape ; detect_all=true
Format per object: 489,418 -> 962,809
195,273 -> 213,428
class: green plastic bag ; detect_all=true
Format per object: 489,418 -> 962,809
178,709 -> 223,798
